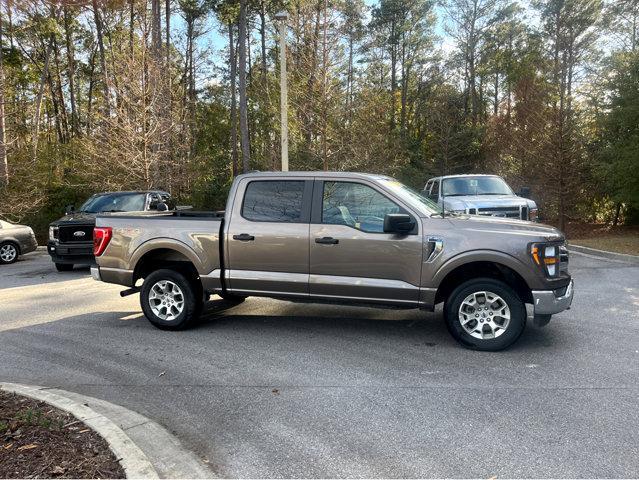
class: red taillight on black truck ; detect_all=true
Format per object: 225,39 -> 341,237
93,227 -> 112,256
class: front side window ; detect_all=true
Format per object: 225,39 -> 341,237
430,180 -> 439,198
322,182 -> 403,233
242,180 -> 305,222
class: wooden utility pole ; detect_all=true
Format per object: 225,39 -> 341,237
0,0 -> 7,186
275,10 -> 288,171
238,0 -> 250,173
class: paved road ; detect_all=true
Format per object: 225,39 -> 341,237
1,250 -> 638,478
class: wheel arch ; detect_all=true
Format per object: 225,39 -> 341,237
132,244 -> 201,286
0,238 -> 21,254
434,254 -> 534,305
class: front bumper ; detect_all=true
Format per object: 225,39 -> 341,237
532,279 -> 574,315
47,240 -> 95,265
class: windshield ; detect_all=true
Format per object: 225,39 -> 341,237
442,176 -> 513,196
79,193 -> 147,213
378,179 -> 441,216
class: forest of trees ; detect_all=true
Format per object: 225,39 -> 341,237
0,0 -> 638,238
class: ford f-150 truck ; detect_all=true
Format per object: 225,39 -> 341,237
91,172 -> 573,351
48,190 -> 173,271
424,174 -> 539,221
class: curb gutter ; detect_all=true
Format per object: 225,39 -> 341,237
568,243 -> 639,264
1,383 -> 215,479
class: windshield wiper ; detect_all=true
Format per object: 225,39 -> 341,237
443,193 -> 469,197
101,209 -> 125,213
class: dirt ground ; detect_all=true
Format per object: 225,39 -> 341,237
0,391 -> 125,479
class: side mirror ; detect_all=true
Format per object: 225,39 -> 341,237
383,213 -> 415,234
65,204 -> 75,215
518,186 -> 531,198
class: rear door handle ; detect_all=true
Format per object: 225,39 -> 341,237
315,237 -> 339,245
233,233 -> 255,242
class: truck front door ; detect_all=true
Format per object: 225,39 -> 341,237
309,179 -> 423,305
225,178 -> 313,297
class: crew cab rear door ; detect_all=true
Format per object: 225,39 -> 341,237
225,177 -> 313,297
308,178 -> 423,305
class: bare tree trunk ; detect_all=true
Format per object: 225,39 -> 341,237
165,0 -> 170,65
63,6 -> 78,136
129,0 -> 135,59
92,0 -> 111,116
32,43 -> 53,162
229,24 -> 239,176
238,0 -> 250,173
259,0 -> 267,84
86,48 -> 96,133
0,1 -> 7,186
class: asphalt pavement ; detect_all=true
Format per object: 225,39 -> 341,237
1,249 -> 638,478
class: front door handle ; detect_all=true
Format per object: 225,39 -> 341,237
315,237 -> 339,245
233,233 -> 255,242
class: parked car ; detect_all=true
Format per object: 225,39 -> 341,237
0,220 -> 38,264
424,174 -> 538,221
47,190 -> 172,271
91,172 -> 573,351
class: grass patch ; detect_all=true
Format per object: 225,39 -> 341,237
570,236 -> 639,256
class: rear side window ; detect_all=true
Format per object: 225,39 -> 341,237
242,181 -> 305,222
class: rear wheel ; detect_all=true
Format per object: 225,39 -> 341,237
55,263 -> 74,272
140,269 -> 202,330
0,242 -> 18,264
444,278 -> 526,351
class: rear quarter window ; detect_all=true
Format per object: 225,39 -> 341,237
242,181 -> 305,223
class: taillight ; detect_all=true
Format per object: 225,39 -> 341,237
93,227 -> 112,256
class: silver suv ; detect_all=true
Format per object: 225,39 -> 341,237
424,174 -> 538,221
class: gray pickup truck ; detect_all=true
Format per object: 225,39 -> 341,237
91,172 -> 573,351
424,174 -> 539,221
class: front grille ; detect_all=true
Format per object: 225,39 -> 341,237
59,224 -> 94,243
476,207 -> 521,219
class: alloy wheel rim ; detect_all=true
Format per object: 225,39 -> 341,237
0,244 -> 17,262
458,290 -> 511,340
149,280 -> 185,321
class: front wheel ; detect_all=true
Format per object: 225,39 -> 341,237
0,242 -> 19,264
444,278 -> 526,351
140,269 -> 202,330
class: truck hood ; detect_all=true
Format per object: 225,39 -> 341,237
443,194 -> 535,210
445,214 -> 563,241
50,212 -> 97,226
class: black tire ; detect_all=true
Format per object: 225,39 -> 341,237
0,242 -> 19,264
444,278 -> 526,351
55,263 -> 74,272
218,293 -> 247,303
140,269 -> 202,330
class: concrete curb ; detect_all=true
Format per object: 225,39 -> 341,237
1,383 -> 215,479
568,243 -> 639,264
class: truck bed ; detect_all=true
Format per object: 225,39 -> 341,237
95,211 -> 224,282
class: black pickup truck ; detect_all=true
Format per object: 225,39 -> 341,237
48,190 -> 172,271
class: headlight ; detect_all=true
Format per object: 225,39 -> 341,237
531,242 -> 561,277
529,208 -> 539,221
49,226 -> 58,241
